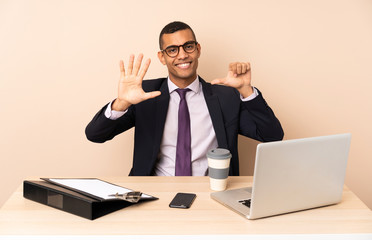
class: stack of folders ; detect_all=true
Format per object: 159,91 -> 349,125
23,178 -> 158,220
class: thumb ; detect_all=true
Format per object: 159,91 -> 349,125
211,77 -> 226,85
143,91 -> 161,100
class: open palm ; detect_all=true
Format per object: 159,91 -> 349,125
113,54 -> 161,111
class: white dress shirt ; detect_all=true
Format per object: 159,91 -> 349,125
105,77 -> 258,176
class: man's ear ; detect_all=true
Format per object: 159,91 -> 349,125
196,43 -> 201,58
157,51 -> 166,65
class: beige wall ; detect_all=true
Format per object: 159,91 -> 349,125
1,0 -> 371,209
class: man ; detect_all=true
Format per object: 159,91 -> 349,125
86,21 -> 284,176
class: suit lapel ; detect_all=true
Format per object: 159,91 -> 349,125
200,77 -> 228,148
152,79 -> 170,159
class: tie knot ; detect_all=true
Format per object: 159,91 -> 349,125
175,88 -> 191,100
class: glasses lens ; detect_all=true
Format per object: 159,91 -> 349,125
165,46 -> 178,57
183,42 -> 196,53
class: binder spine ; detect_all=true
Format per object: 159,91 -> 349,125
23,181 -> 93,220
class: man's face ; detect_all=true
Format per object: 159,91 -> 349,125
158,29 -> 201,85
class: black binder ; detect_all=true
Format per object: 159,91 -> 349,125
23,180 -> 158,220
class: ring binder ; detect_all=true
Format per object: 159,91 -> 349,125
23,179 -> 158,220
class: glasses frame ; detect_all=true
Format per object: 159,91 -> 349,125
161,41 -> 198,58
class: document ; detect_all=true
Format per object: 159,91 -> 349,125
42,178 -> 153,201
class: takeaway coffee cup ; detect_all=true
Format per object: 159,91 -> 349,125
207,148 -> 232,191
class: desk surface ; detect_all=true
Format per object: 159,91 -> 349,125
0,176 -> 372,236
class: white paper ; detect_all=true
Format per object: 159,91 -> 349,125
47,178 -> 152,200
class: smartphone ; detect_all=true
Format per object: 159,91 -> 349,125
169,193 -> 196,209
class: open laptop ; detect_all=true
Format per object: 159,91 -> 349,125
211,133 -> 351,219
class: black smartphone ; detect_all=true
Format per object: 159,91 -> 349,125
169,193 -> 196,209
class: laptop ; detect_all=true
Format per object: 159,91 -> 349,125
211,133 -> 351,219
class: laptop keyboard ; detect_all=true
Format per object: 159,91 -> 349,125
238,199 -> 251,208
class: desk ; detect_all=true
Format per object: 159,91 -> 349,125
0,176 -> 372,239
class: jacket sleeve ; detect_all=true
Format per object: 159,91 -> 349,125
85,103 -> 136,143
239,89 -> 284,142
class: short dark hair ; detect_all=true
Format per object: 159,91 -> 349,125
159,21 -> 197,50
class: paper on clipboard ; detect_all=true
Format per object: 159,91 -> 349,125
42,178 -> 154,201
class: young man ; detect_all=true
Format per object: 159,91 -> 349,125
86,21 -> 284,176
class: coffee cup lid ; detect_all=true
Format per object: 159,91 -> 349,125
207,148 -> 232,159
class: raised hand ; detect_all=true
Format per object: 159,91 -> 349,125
211,62 -> 253,98
112,54 -> 161,111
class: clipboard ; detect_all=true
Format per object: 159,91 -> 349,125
23,178 -> 158,220
41,178 -> 157,202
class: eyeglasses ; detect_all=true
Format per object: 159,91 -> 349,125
161,41 -> 198,58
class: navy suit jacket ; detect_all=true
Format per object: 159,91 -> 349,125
85,77 -> 284,176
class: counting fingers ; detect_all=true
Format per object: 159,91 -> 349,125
229,62 -> 237,74
236,63 -> 242,75
119,60 -> 125,77
139,58 -> 151,80
241,63 -> 247,73
127,54 -> 135,75
133,54 -> 144,76
230,62 -> 251,76
122,54 -> 151,79
244,62 -> 251,73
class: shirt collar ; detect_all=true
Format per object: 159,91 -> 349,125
167,76 -> 200,94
